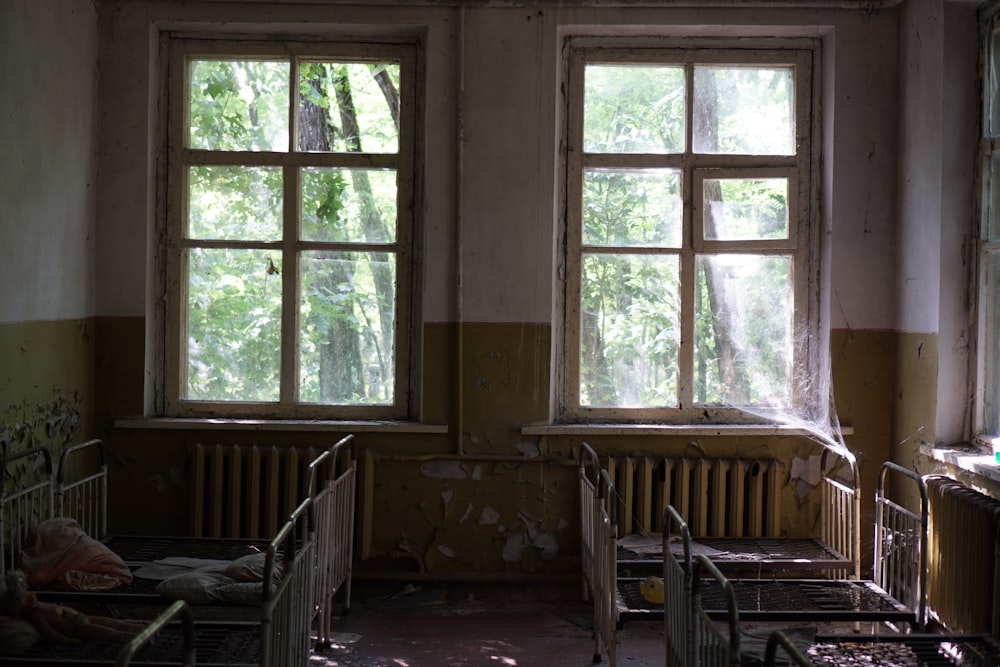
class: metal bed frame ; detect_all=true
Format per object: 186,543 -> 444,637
55,436 -> 356,644
697,562 -> 1000,667
0,439 -> 345,667
579,443 -> 618,666
578,442 -> 861,666
674,461 -> 930,667
615,445 -> 862,579
0,598 -> 259,666
305,434 -> 356,649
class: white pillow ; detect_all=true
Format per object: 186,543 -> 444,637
155,569 -> 236,605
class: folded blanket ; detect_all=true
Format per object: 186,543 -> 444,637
19,517 -> 132,591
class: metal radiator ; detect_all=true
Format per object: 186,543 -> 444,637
925,475 -> 1000,637
192,443 -> 319,539
602,456 -> 782,537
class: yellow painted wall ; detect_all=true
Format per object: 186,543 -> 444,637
0,319 -> 95,456
94,321 -> 905,579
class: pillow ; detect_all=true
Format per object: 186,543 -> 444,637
20,517 -> 132,591
155,569 -> 236,605
224,552 -> 281,583
215,581 -> 266,606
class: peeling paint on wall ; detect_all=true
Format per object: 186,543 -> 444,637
1,394 -> 82,455
420,460 -> 468,479
502,532 -> 526,561
479,507 -> 500,525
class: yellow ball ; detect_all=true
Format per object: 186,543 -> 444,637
639,576 -> 664,604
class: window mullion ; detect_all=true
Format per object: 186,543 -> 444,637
280,164 -> 299,406
677,63 -> 697,409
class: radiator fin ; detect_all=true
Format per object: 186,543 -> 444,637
193,444 -> 318,539
926,475 -> 1000,637
602,456 -> 781,538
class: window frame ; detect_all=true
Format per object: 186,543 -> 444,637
975,5 -> 1000,442
159,35 -> 421,421
558,38 -> 821,425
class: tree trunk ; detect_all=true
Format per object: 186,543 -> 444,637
300,72 -> 364,401
694,70 -> 750,403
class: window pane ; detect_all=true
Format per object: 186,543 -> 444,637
185,248 -> 282,402
583,169 -> 682,247
301,168 -> 397,243
580,254 -> 680,407
982,252 -> 1000,434
188,166 -> 282,241
188,59 -> 289,152
990,29 -> 1000,139
584,64 -> 685,154
693,66 -> 794,155
300,250 -> 396,405
703,177 -> 789,241
298,61 -> 400,153
694,254 -> 792,407
983,155 -> 1000,242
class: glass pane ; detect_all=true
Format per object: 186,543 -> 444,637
583,169 -> 682,247
694,254 -> 792,407
990,29 -> 1000,138
982,252 -> 1000,435
188,59 -> 289,152
703,177 -> 789,241
584,64 -> 685,154
301,168 -> 397,243
188,166 -> 282,241
300,250 -> 396,405
298,61 -> 400,153
693,66 -> 794,155
185,248 -> 282,402
983,155 -> 1000,242
580,254 -> 680,408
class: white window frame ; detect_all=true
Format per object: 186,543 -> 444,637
558,37 -> 822,425
159,35 -> 421,421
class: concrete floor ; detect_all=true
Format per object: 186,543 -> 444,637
311,582 -> 665,667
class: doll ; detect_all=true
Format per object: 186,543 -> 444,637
0,570 -> 143,646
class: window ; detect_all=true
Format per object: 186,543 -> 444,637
977,9 -> 1000,440
560,41 -> 818,424
162,38 -> 419,420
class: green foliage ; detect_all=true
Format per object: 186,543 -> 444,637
182,57 -> 401,407
579,61 -> 796,411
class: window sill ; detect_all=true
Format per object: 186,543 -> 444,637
521,423 -> 854,437
920,443 -> 1000,485
114,417 -> 448,434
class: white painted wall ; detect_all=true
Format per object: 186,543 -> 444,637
0,1 -> 98,325
92,1 -> 909,333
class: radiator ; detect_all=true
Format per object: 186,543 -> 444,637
193,444 -> 320,539
602,456 -> 782,538
925,475 -> 1000,637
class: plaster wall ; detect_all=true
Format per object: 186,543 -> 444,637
0,0 -> 98,325
4,0 -> 987,579
92,1 -> 910,577
0,1 -> 99,451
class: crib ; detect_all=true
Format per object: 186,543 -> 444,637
675,461 -> 931,667
579,447 -> 618,664
614,444 -> 861,579
56,435 -> 356,641
0,598 -> 259,666
0,494 -> 311,667
305,434 -> 356,649
578,441 -> 861,666
0,437 -> 356,667
762,566 -> 1000,666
